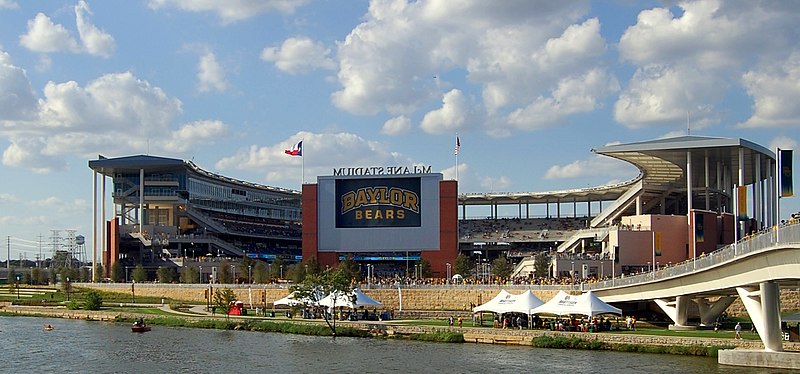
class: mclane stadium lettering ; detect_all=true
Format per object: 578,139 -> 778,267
333,165 -> 432,176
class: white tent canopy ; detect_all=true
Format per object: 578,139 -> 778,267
273,291 -> 304,307
473,290 -> 544,314
319,288 -> 384,309
530,290 -> 621,317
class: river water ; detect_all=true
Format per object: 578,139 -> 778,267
0,316 -> 790,373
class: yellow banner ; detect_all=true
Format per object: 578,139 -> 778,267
737,185 -> 748,220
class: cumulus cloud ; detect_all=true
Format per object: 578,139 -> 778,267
19,3 -> 115,57
197,51 -> 228,92
420,89 -> 478,134
164,120 -> 228,152
75,0 -> 115,58
616,1 -> 800,131
147,0 -> 308,24
216,131 -> 412,183
0,68 -> 219,171
0,51 -> 39,120
332,0 -> 610,133
544,155 -> 637,180
381,115 -> 411,135
261,36 -> 336,74
770,136 -> 798,151
738,53 -> 800,128
19,13 -> 80,53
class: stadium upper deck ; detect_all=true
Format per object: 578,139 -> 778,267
89,155 -> 302,273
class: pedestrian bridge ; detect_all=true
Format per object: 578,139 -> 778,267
583,222 -> 800,352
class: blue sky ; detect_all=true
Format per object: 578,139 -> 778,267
1,0 -> 798,261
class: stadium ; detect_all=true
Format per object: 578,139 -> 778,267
88,135 -> 791,282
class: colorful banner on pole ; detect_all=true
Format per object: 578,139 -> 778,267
737,185 -> 748,220
654,231 -> 662,256
781,149 -> 793,197
695,213 -> 704,243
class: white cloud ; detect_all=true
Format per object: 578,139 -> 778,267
147,0 -> 308,24
0,50 -> 39,120
197,51 -> 228,93
420,89 -> 477,134
614,65 -> 720,129
544,155 -> 637,180
479,175 -> 511,192
0,70 -> 193,171
0,193 -> 18,203
381,115 -> 411,135
506,68 -> 618,130
19,13 -> 80,53
770,136 -> 798,151
164,120 -> 228,152
216,131 -> 411,183
75,0 -> 116,58
738,53 -> 800,128
332,1 -> 612,134
0,0 -> 18,9
261,36 -> 336,74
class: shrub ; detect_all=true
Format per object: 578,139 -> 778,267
83,290 -> 103,310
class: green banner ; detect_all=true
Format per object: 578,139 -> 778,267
781,149 -> 793,197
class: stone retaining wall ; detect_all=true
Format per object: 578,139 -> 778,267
77,284 -> 800,318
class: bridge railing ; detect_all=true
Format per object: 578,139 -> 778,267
584,222 -> 800,291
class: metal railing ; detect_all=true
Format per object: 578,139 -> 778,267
583,222 -> 800,291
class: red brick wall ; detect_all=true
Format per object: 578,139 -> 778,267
421,180 -> 458,277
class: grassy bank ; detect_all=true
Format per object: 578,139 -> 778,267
115,315 -> 371,338
531,335 -> 733,357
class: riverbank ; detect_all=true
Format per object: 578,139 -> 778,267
6,303 -> 798,357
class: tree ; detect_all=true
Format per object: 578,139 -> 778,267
418,258 -> 432,278
304,256 -> 321,276
252,261 -> 269,284
291,262 -> 306,284
157,266 -> 177,283
110,262 -> 124,282
338,255 -> 361,283
454,253 -> 471,277
131,264 -> 147,282
218,260 -> 231,284
79,267 -> 90,282
213,287 -> 236,321
93,263 -> 105,282
271,256 -> 285,280
84,290 -> 103,310
534,253 -> 551,278
292,267 -> 353,337
238,257 -> 255,283
491,256 -> 512,279
180,266 -> 200,284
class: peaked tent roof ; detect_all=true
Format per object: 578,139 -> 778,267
530,290 -> 621,317
473,290 -> 544,314
319,288 -> 384,309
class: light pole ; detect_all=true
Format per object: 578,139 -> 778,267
571,261 -> 575,282
199,266 -> 203,284
16,274 -> 20,299
65,277 -> 70,301
446,262 -> 451,283
280,265 -> 283,279
248,265 -> 252,284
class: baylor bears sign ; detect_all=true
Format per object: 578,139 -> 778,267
336,177 -> 421,228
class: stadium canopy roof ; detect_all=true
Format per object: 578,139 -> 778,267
458,135 -> 775,207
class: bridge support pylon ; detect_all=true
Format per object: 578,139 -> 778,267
654,295 -> 691,329
736,281 -> 783,352
694,296 -> 736,326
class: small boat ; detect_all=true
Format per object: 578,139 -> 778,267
131,324 -> 151,333
131,320 -> 151,333
44,324 -> 55,331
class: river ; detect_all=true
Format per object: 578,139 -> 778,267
0,316 -> 790,373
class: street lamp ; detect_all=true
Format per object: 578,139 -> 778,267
66,277 -> 70,301
16,274 -> 20,299
280,265 -> 283,279
199,266 -> 203,284
446,263 -> 451,283
248,265 -> 252,284
571,261 -> 575,282
231,264 -> 236,284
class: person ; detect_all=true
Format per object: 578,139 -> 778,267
457,316 -> 463,328
735,322 -> 742,339
448,315 -> 454,326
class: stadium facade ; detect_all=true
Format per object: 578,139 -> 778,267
89,135 -> 790,281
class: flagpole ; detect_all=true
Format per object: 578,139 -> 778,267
301,143 -> 305,186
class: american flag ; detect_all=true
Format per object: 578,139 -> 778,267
454,136 -> 460,156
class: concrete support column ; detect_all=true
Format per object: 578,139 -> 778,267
705,154 -> 710,211
756,153 -> 762,229
92,170 -> 97,282
636,196 -> 642,215
737,283 -> 783,352
654,296 -> 691,327
695,296 -> 736,326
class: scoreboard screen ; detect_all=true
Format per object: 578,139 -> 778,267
317,173 -> 441,252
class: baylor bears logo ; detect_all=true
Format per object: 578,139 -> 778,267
336,178 -> 421,228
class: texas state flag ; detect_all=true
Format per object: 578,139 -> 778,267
284,140 -> 302,156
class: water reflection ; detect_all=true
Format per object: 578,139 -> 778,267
0,316 -> 789,374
